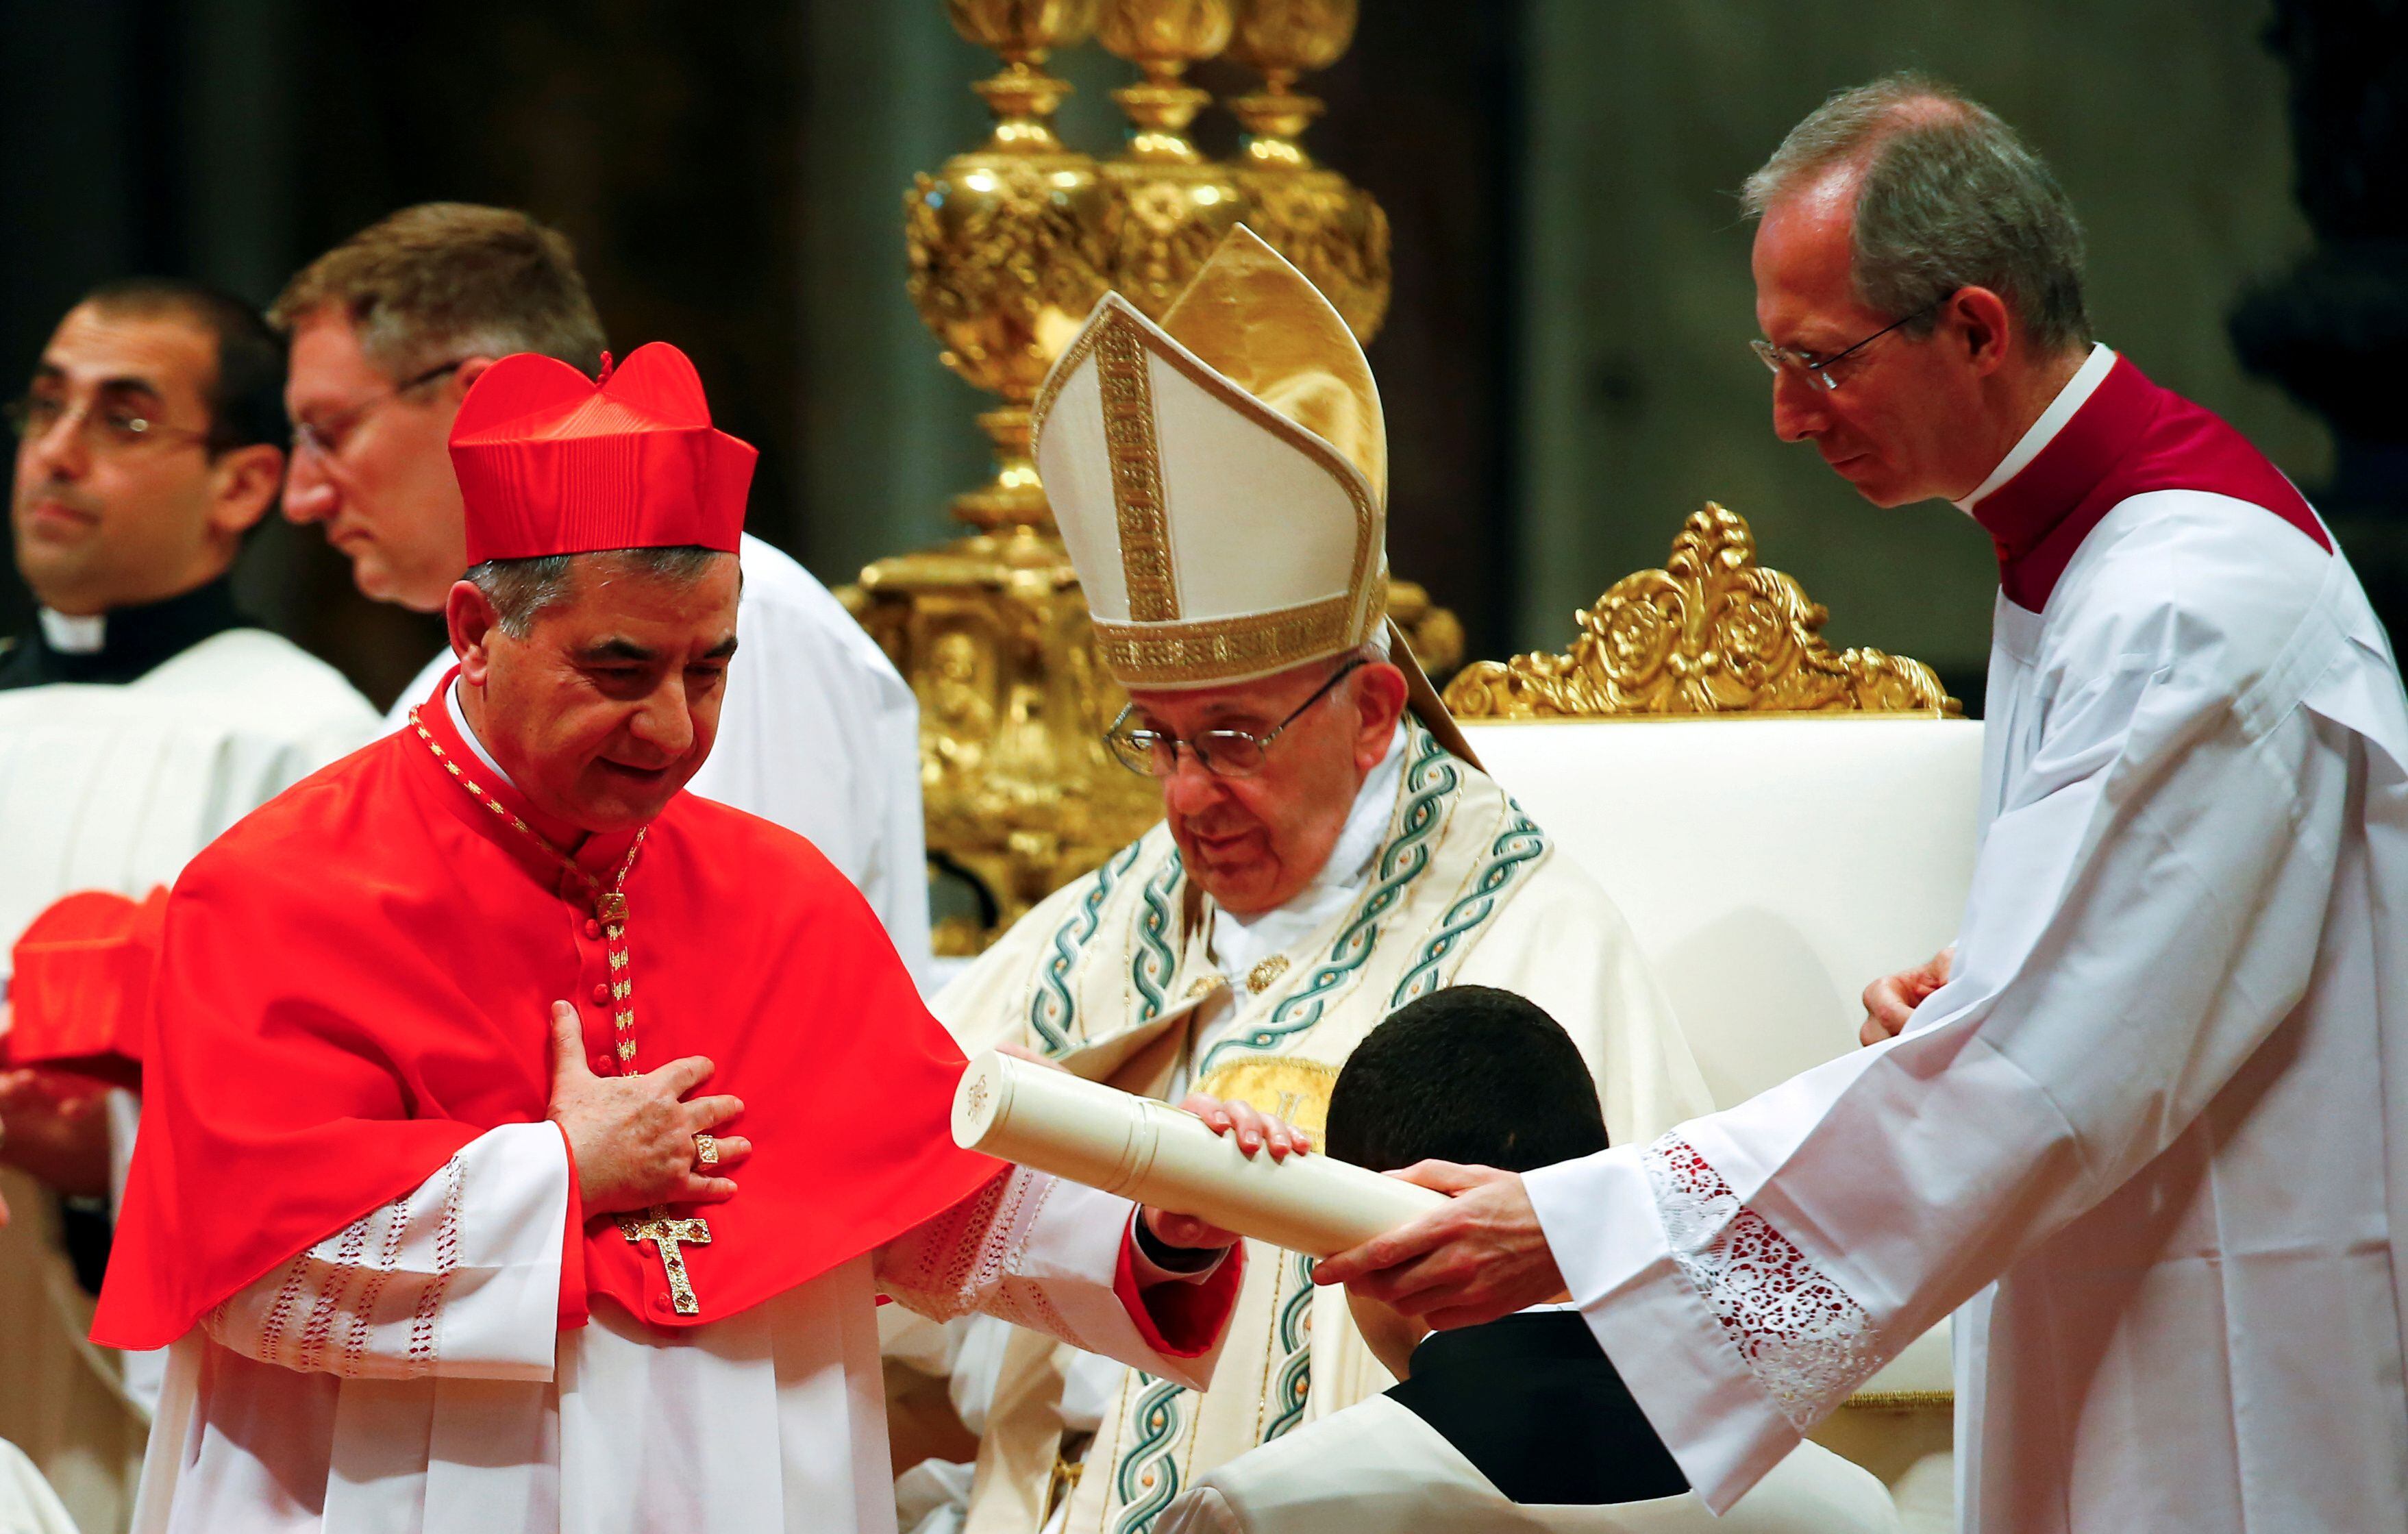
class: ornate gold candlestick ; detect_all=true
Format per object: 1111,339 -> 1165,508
1225,0 -> 1389,341
906,0 -> 1110,525
1095,0 -> 1247,317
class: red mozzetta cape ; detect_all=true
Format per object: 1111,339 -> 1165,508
1970,352 -> 2331,611
94,680 -> 1003,1348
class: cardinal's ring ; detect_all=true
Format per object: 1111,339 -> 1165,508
693,1133 -> 720,1171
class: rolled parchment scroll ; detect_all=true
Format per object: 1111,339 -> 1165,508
951,1051 -> 1446,1257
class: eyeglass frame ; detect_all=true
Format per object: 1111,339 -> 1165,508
4,391 -> 220,456
289,358 -> 467,459
1103,658 -> 1371,780
1749,292 -> 1952,393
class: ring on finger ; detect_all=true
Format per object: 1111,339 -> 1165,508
693,1133 -> 720,1171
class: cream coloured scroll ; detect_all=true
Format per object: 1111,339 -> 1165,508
951,1051 -> 1446,1257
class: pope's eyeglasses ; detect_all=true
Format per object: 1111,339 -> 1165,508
1104,658 -> 1369,779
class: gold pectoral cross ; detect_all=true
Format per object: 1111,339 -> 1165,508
619,1206 -> 712,1315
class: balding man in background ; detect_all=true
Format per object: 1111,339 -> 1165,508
275,203 -> 933,978
1320,75 -> 2408,1534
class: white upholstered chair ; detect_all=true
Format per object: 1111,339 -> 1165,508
1448,505 -> 1978,1534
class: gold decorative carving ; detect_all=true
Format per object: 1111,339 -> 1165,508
1443,504 -> 1960,719
1225,0 -> 1389,341
846,526 -> 1164,956
1096,0 -> 1247,318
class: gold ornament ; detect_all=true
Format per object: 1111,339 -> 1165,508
907,0 -> 1111,525
1095,0 -> 1247,318
1443,504 -> 1960,719
847,525 -> 1165,955
1224,0 -> 1389,341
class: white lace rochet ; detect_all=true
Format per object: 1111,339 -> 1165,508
1642,1135 -> 1884,1428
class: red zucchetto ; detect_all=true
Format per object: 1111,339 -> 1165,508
447,341 -> 755,563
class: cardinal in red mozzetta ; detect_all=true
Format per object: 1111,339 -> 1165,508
95,343 -> 1297,1533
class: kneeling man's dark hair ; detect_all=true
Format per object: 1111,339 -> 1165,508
1325,986 -> 1609,1175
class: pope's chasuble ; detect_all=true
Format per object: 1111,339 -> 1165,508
386,531 -> 933,980
0,584 -> 379,1534
95,674 -> 1241,1533
1526,345 -> 2408,1532
932,721 -> 1710,1534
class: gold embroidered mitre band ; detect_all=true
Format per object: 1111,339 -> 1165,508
1032,225 -> 1391,691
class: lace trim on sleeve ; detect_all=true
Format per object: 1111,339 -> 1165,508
1642,1135 -> 1883,1428
873,1166 -> 1086,1350
206,1150 -> 467,1379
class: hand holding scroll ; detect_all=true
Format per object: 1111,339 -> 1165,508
1311,1161 -> 1565,1331
1141,1091 -> 1311,1252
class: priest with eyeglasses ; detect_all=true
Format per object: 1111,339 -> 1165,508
1,279 -> 379,1534
910,227 -> 1709,1534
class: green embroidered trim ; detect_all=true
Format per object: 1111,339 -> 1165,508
1029,841 -> 1146,1054
1389,804 -> 1549,1007
1262,1252 -> 1317,1442
1197,730 -> 1458,1078
1112,1372 -> 1190,1534
1130,851 -> 1185,1022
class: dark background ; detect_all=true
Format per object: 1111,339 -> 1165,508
0,0 -> 1530,710
2,1 -> 2398,715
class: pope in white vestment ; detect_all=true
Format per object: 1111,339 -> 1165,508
387,529 -> 934,982
913,229 -> 1711,1534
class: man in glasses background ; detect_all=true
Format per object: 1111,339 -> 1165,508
0,278 -> 378,1533
275,203 -> 934,982
902,227 -> 1709,1534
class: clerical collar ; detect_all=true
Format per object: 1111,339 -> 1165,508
0,576 -> 249,691
1954,342 -> 2118,518
445,676 -> 515,787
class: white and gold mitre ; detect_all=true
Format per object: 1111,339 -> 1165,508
1032,225 -> 1393,692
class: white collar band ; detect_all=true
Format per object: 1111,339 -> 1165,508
1955,342 -> 2118,517
38,608 -> 107,654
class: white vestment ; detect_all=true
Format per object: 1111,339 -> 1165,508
391,532 -> 931,978
1157,1397 -> 1897,1534
131,1122 -> 1228,1534
1,621 -> 380,1533
917,723 -> 1708,1534
1526,351 -> 2408,1530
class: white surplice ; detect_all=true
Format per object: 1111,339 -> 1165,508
1,626 -> 380,962
391,533 -> 931,979
0,622 -> 380,1534
132,1122 -> 1228,1534
1526,350 -> 2408,1531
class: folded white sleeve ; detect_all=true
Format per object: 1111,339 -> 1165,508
202,1121 -> 567,1383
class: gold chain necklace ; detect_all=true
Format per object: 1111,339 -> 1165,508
409,707 -> 717,1317
409,708 -> 648,1074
